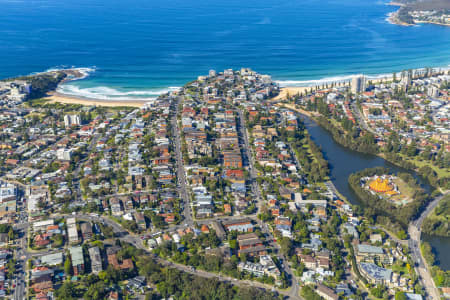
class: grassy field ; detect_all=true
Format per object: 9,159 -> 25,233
25,98 -> 50,106
390,177 -> 415,205
398,153 -> 450,179
390,261 -> 412,278
301,134 -> 320,165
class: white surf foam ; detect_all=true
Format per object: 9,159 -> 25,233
275,66 -> 450,88
57,84 -> 180,101
45,66 -> 97,80
276,73 -> 393,87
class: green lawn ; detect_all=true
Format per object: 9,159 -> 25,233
390,177 -> 415,204
399,154 -> 450,179
301,142 -> 319,164
390,262 -> 411,277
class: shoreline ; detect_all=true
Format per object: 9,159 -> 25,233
385,1 -> 450,27
44,92 -> 147,108
387,15 -> 450,28
42,68 -> 149,108
274,75 -> 393,102
385,1 -> 416,27
33,64 -> 449,108
415,20 -> 450,27
386,11 -> 415,27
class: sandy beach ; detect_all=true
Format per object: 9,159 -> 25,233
45,92 -> 147,108
272,83 -> 346,101
272,87 -> 310,100
272,74 -> 393,101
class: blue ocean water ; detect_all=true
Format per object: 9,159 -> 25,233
0,0 -> 449,100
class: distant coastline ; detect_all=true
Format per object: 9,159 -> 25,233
386,0 -> 450,27
387,1 -> 416,26
41,65 -> 450,108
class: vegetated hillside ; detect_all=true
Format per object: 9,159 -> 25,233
395,0 -> 450,10
422,194 -> 450,237
409,0 -> 450,10
394,0 -> 450,25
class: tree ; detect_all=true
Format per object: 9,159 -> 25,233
397,230 -> 407,240
37,198 -> 46,210
56,282 -> 76,300
395,291 -> 407,300
229,239 -> 237,250
370,285 -> 386,298
7,259 -> 15,279
279,237 -> 293,257
83,281 -> 107,300
8,227 -> 14,240
64,255 -> 73,276
301,285 -> 321,300
0,224 -> 11,233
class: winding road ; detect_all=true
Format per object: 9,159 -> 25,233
408,191 -> 448,300
68,213 -> 296,298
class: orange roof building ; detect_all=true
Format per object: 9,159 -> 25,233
201,224 -> 210,233
369,178 -> 394,193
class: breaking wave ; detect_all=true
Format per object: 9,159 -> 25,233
45,66 -> 97,80
276,73 -> 392,87
56,84 -> 180,101
277,66 -> 450,87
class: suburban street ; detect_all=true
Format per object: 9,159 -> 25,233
62,213 -> 297,299
10,196 -> 30,300
5,106 -> 303,300
172,96 -> 193,226
6,71 -> 447,300
237,109 -> 263,215
350,102 -> 378,136
237,109 -> 301,300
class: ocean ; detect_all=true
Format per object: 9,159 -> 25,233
1,0 -> 449,100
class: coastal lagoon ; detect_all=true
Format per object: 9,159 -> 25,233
300,115 -> 449,271
1,0 -> 449,270
422,234 -> 450,271
1,0 -> 450,100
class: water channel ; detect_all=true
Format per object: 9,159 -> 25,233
299,114 -> 449,271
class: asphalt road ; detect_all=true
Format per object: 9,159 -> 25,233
11,102 -> 304,299
351,102 -> 377,135
72,213 -> 297,298
237,109 -> 301,300
13,208 -> 29,300
171,96 -> 193,226
408,192 -> 448,300
237,109 -> 263,215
